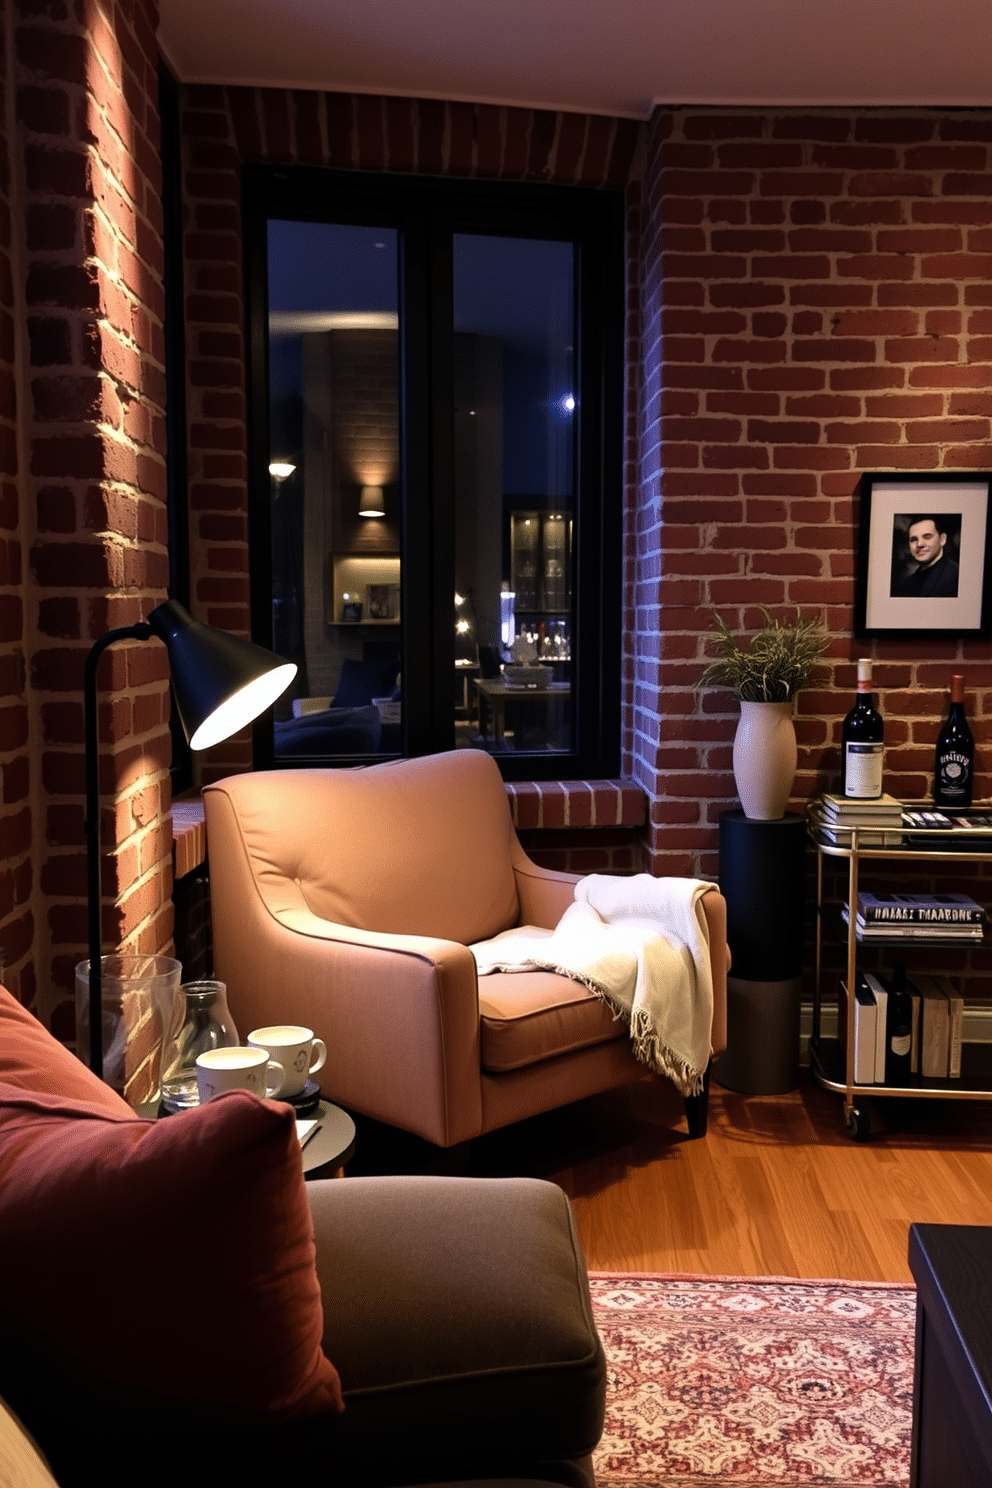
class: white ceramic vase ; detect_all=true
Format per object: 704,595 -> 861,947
732,700 -> 797,821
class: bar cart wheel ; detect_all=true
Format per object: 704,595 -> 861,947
845,1104 -> 871,1142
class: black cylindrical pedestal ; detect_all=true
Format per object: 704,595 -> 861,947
716,810 -> 806,1095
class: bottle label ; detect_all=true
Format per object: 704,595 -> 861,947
844,742 -> 884,798
891,1033 -> 911,1057
938,753 -> 970,781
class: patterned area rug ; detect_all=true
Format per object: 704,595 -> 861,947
590,1273 -> 916,1488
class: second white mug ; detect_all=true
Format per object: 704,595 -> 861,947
247,1024 -> 327,1098
195,1046 -> 285,1103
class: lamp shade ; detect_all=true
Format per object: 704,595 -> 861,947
358,485 -> 385,517
146,600 -> 297,750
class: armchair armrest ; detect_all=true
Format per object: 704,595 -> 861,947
224,900 -> 485,1146
510,840 -> 580,929
510,840 -> 729,1057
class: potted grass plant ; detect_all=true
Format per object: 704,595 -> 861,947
700,608 -> 828,820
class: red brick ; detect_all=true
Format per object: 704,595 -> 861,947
837,254 -> 916,280
944,174 -> 992,196
553,111 -> 586,183
747,419 -> 820,444
292,89 -> 325,167
830,200 -> 905,225
793,338 -> 877,363
324,92 -> 356,168
771,116 -> 851,142
877,283 -> 960,307
15,26 -> 88,85
906,419 -> 991,443
885,336 -> 960,363
760,172 -> 844,197
748,367 -> 824,391
832,309 -> 919,336
830,367 -> 905,390
909,365 -> 992,388
16,85 -> 71,135
922,254 -> 992,278
708,282 -> 786,307
784,394 -> 860,418
435,101 -> 469,177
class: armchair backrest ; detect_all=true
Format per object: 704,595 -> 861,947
203,750 -> 522,944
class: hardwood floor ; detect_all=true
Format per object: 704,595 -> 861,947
348,1069 -> 992,1283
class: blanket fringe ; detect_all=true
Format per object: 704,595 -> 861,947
545,964 -> 705,1099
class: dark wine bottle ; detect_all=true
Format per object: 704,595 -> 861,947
885,965 -> 914,1085
934,673 -> 975,810
841,658 -> 884,799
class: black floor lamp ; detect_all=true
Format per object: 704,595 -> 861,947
84,599 -> 297,1078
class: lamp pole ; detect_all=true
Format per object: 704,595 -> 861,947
82,599 -> 296,1084
83,622 -> 152,1078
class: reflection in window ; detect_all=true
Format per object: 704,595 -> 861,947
453,234 -> 576,755
266,222 -> 402,760
247,168 -> 622,778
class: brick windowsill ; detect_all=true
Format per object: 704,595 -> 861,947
171,800 -> 207,880
504,779 -> 646,832
170,778 -> 646,879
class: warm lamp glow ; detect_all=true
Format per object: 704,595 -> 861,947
359,485 -> 385,518
84,598 -> 297,1081
188,663 -> 299,750
268,461 -> 296,481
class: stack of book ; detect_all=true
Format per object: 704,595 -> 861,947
816,793 -> 904,845
843,970 -> 964,1083
841,891 -> 986,943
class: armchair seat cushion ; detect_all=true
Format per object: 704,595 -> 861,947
307,1173 -> 605,1484
478,971 -> 624,1073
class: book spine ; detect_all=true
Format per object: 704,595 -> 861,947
918,979 -> 951,1079
857,896 -> 984,923
853,983 -> 877,1084
854,925 -> 983,939
859,907 -> 984,924
935,977 -> 964,1079
871,979 -> 888,1084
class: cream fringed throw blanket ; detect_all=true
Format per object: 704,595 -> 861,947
470,874 -> 716,1097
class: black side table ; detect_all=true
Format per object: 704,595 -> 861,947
300,1100 -> 357,1180
715,810 -> 806,1095
909,1223 -> 992,1486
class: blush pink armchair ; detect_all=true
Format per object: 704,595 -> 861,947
203,749 -> 728,1148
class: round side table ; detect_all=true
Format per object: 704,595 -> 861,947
299,1100 -> 356,1179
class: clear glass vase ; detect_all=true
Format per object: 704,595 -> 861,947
160,980 -> 240,1112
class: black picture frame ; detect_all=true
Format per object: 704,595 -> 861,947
854,471 -> 992,639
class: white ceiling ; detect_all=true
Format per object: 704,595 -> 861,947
158,0 -> 992,119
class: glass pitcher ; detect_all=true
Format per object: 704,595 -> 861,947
160,980 -> 239,1112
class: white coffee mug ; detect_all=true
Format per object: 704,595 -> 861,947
247,1024 -> 327,1098
195,1046 -> 285,1103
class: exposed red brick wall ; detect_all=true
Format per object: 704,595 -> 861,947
2,0 -> 168,1031
638,108 -> 992,880
0,2 -> 32,1004
179,85 -> 642,783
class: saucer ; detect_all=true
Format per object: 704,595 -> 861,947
277,1079 -> 321,1116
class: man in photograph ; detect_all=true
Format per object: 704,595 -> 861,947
893,514 -> 960,598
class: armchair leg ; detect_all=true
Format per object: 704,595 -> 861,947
683,1062 -> 712,1139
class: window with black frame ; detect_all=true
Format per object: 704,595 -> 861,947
245,169 -> 623,780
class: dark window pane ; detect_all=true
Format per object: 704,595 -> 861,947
266,221 -> 403,760
452,234 -> 576,756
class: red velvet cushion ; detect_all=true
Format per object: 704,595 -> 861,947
0,985 -> 130,1113
0,990 -> 344,1423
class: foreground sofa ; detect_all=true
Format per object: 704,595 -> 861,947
204,748 -> 729,1148
0,987 -> 605,1487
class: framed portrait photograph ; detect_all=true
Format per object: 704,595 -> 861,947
854,471 -> 992,638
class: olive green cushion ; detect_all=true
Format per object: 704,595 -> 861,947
307,1173 -> 605,1484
